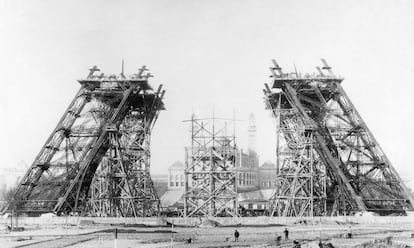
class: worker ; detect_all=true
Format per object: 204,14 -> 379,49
276,235 -> 282,246
347,226 -> 352,239
293,240 -> 301,248
234,229 -> 240,242
284,228 -> 289,240
318,240 -> 323,248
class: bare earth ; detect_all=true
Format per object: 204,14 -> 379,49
1,219 -> 414,248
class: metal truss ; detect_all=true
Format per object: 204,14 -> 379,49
184,115 -> 239,217
265,87 -> 327,217
3,66 -> 165,216
86,89 -> 164,217
265,59 -> 413,216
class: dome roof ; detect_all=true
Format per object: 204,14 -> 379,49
169,161 -> 184,169
260,160 -> 275,168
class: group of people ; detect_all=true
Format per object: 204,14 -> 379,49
231,227 -> 342,247
275,228 -> 290,245
234,228 -> 295,246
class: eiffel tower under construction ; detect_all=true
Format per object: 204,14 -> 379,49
264,59 -> 413,217
3,65 -> 165,217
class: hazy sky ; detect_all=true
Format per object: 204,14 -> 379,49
1,0 -> 414,188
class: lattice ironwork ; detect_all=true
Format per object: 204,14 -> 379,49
265,59 -> 413,216
184,115 -> 239,217
3,66 -> 165,217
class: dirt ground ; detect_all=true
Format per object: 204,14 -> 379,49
0,220 -> 414,248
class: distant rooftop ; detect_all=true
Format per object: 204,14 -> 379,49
169,161 -> 184,169
260,160 -> 275,169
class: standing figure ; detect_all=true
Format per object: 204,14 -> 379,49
284,228 -> 289,240
234,230 -> 240,242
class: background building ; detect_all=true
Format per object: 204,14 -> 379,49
168,161 -> 185,189
258,161 -> 277,189
0,161 -> 27,208
151,173 -> 168,199
237,113 -> 260,192
237,150 -> 259,192
247,113 -> 257,154
160,161 -> 186,214
160,113 -> 279,212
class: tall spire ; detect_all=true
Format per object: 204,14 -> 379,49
248,113 -> 257,154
